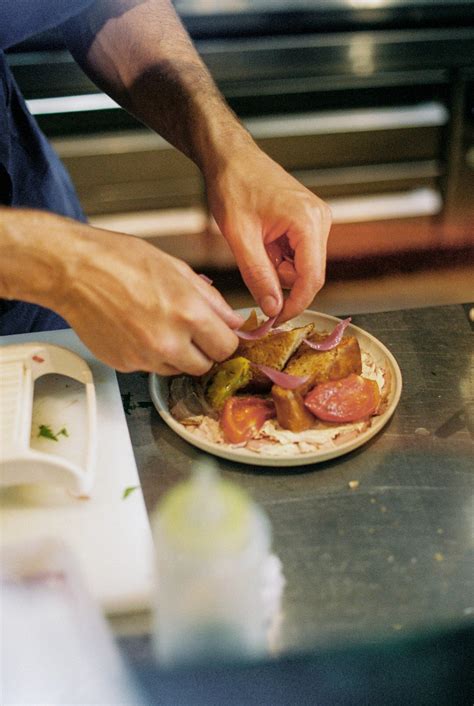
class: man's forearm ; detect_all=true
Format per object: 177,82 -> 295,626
0,208 -> 82,309
0,207 -> 242,373
60,0 -> 331,324
61,0 -> 253,177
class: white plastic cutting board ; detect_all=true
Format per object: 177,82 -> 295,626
0,328 -> 154,616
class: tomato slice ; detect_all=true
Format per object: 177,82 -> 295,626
304,374 -> 380,423
221,396 -> 276,444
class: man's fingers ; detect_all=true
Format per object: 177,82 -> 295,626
277,215 -> 329,322
151,303 -> 239,375
233,233 -> 283,317
160,339 -> 214,377
128,330 -> 214,376
278,255 -> 325,322
277,260 -> 297,289
153,362 -> 182,376
193,274 -> 243,329
191,313 -> 239,364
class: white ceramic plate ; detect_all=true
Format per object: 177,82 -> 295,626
149,310 -> 402,467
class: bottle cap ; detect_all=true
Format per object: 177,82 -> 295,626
155,462 -> 259,556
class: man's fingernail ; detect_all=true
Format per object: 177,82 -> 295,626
261,295 -> 279,316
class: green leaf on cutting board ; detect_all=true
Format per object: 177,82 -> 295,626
38,425 -> 55,441
37,424 -> 69,441
123,485 -> 139,500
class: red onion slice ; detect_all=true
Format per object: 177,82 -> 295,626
303,317 -> 352,351
255,364 -> 309,389
236,316 -> 277,340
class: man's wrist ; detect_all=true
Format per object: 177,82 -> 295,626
195,118 -> 255,182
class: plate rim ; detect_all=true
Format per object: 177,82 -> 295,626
149,309 -> 402,467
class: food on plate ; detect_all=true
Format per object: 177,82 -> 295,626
206,357 -> 252,410
235,314 -> 278,340
169,375 -> 216,421
304,373 -> 380,423
271,330 -> 362,431
167,311 -> 390,456
235,323 -> 314,390
302,317 -> 351,351
221,396 -> 276,444
283,329 -> 362,392
251,364 -> 309,390
271,387 -> 315,434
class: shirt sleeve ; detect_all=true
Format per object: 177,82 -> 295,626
0,0 -> 96,50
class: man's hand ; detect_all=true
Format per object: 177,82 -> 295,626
62,0 -> 331,323
205,141 -> 332,323
63,230 -> 242,375
0,209 -> 241,374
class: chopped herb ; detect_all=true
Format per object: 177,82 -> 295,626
121,392 -> 153,415
38,424 -> 58,441
123,486 -> 139,500
137,400 -> 153,409
37,424 -> 69,441
122,392 -> 132,415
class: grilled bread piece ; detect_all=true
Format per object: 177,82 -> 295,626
237,323 -> 314,391
283,333 -> 362,393
272,334 -> 362,431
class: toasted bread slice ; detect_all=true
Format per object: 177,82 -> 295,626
282,334 -> 362,394
272,334 -> 362,431
237,323 -> 314,390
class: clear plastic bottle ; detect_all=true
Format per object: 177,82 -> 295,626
151,462 -> 273,666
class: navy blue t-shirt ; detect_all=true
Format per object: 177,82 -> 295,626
0,0 -> 95,334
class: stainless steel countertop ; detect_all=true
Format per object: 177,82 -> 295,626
118,303 -> 473,655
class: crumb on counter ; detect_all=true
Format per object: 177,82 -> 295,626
348,480 -> 359,489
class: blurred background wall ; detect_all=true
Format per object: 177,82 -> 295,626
7,0 -> 474,308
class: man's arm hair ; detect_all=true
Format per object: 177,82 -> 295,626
61,0 -> 253,177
